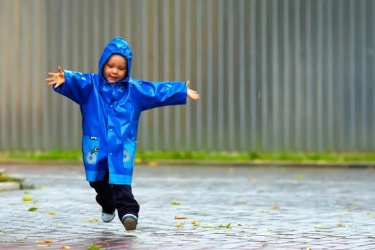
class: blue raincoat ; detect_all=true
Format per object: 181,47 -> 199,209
53,37 -> 187,184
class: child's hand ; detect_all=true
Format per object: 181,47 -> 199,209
45,66 -> 65,88
186,80 -> 200,101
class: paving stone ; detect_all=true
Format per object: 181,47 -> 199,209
0,164 -> 375,249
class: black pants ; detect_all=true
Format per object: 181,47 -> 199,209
89,171 -> 140,221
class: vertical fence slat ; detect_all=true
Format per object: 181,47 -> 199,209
360,0 -> 367,149
217,0 -> 224,150
249,0 -> 257,150
196,0 -> 203,150
11,1 -> 20,149
162,0 -> 170,149
185,0 -> 192,149
337,0 -> 345,150
260,0 -> 268,150
140,0 -> 149,149
227,1 -> 235,150
152,1 -> 160,150
272,0 -> 280,151
349,0 -> 356,150
0,1 -> 9,149
372,0 -> 375,149
316,0 -> 323,151
294,0 -> 302,150
206,0 -> 214,150
305,0 -> 313,151
239,0 -> 246,151
174,0 -> 181,149
21,2 -> 29,149
283,0 -> 290,150
326,0 -> 334,150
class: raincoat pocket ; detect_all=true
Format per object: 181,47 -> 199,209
123,141 -> 136,168
82,135 -> 100,165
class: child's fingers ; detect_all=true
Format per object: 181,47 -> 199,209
45,77 -> 54,82
57,66 -> 63,73
53,82 -> 63,88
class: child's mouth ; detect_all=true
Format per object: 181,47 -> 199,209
109,76 -> 117,82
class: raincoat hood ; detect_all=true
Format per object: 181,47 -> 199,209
98,37 -> 132,80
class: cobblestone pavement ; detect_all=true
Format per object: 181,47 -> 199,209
0,164 -> 375,250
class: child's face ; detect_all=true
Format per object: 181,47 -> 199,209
103,55 -> 127,83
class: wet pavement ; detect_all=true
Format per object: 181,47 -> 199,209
0,164 -> 375,249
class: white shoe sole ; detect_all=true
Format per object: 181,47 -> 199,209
102,212 -> 115,222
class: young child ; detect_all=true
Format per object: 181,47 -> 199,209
45,37 -> 200,231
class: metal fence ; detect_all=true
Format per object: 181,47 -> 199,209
0,0 -> 374,152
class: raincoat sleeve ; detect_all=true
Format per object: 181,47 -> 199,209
132,80 -> 187,111
53,70 -> 94,105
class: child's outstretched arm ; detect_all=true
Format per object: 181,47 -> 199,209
186,80 -> 200,101
45,66 -> 65,88
45,66 -> 94,105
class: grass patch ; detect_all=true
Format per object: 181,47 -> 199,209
0,150 -> 81,161
0,150 -> 374,163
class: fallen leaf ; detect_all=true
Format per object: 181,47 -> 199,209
134,158 -> 142,163
367,211 -> 373,216
28,207 -> 38,212
170,201 -> 181,206
48,212 -> 56,216
148,161 -> 158,167
191,220 -> 200,226
174,215 -> 187,220
61,246 -> 71,249
82,217 -> 99,223
337,221 -> 346,227
203,225 -> 217,229
22,195 -> 33,201
87,245 -> 102,250
175,222 -> 185,228
44,239 -> 53,244
218,223 -> 232,229
315,223 -> 323,228
271,205 -> 280,210
295,174 -> 305,180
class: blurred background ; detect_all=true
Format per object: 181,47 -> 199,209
0,0 -> 374,152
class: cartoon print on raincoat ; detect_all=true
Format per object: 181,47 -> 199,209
54,37 -> 187,185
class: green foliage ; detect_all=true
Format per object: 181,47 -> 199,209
1,150 -> 81,160
0,150 -> 375,163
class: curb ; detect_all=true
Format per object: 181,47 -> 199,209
0,182 -> 20,191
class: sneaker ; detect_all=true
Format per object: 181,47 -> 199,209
101,211 -> 115,223
122,214 -> 138,231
